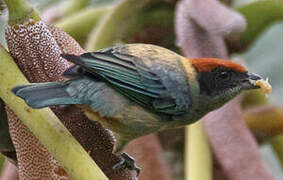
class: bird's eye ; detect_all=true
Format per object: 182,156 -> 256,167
215,71 -> 231,82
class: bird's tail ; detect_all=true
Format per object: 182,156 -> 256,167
12,81 -> 82,109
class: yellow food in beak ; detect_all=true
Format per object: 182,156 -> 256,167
252,78 -> 272,94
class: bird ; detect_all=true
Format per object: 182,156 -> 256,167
12,43 -> 264,174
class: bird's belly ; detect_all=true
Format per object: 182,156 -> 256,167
80,104 -> 163,140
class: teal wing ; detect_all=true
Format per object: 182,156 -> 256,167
61,51 -> 183,115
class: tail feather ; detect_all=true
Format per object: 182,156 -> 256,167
12,82 -> 81,109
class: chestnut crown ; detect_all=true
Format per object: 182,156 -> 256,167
191,58 -> 261,97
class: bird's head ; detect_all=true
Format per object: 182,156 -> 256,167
190,58 -> 264,110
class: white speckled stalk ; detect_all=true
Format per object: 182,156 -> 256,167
6,20 -> 70,82
47,24 -> 86,55
5,20 -> 73,179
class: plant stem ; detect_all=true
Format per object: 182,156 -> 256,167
64,0 -> 90,16
185,121 -> 212,180
3,0 -> 40,25
86,0 -> 160,51
56,5 -> 112,45
0,154 -> 4,177
0,47 -> 108,180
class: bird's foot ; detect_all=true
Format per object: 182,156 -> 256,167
112,152 -> 141,176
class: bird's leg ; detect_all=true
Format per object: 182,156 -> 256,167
111,133 -> 141,175
112,152 -> 141,176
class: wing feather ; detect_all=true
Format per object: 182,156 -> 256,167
61,50 -> 183,115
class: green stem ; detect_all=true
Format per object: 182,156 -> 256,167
56,5 -> 112,45
0,47 -> 108,180
236,0 -> 283,51
64,0 -> 90,16
4,0 -> 40,25
0,154 -> 4,177
185,121 -> 212,180
86,0 -> 161,51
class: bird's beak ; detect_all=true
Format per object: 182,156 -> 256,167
241,72 -> 263,89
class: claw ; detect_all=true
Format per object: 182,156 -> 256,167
112,152 -> 141,176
